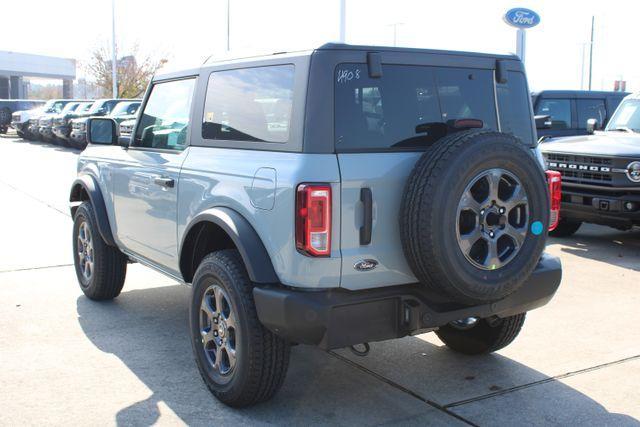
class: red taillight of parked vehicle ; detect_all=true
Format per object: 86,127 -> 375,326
296,184 -> 331,257
546,170 -> 562,231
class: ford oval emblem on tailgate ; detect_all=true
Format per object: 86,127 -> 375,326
354,259 -> 378,271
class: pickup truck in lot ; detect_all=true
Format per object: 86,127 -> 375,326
69,99 -> 139,149
27,99 -> 77,140
541,92 -> 640,235
69,43 -> 562,407
4,99 -> 45,137
52,102 -> 95,145
533,90 -> 627,140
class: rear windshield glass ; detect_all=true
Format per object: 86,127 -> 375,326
202,65 -> 295,143
335,64 -> 498,151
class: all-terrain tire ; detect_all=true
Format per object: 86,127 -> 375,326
73,202 -> 127,300
549,218 -> 582,237
400,130 -> 550,305
190,250 -> 290,407
436,313 -> 526,355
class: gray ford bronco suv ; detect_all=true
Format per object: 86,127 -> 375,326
70,43 -> 562,407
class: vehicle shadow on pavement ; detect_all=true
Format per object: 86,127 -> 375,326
76,285 -> 640,426
551,224 -> 640,272
5,136 -> 81,154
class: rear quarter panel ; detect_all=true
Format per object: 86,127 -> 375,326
178,149 -> 342,288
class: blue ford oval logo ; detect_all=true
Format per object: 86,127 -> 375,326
354,259 -> 378,272
503,8 -> 540,29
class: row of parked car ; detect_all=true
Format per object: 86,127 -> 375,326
11,98 -> 140,149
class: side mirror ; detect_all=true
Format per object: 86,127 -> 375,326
535,115 -> 552,129
586,118 -> 599,134
87,118 -> 118,145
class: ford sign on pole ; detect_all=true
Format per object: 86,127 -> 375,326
503,8 -> 541,29
503,8 -> 540,63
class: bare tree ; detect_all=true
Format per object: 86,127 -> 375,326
86,41 -> 167,98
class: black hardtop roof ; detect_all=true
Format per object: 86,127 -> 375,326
316,42 -> 520,60
155,42 -> 521,81
532,90 -> 629,98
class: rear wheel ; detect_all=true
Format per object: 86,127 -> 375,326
190,250 -> 290,407
549,218 -> 581,237
73,202 -> 127,300
0,107 -> 11,128
436,313 -> 526,355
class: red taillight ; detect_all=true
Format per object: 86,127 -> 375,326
296,184 -> 331,256
546,170 -> 561,231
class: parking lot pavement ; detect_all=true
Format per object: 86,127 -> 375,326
1,135 -> 639,426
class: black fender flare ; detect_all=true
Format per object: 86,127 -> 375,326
69,175 -> 116,246
180,207 -> 279,284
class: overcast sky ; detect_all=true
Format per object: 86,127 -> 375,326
2,0 -> 638,92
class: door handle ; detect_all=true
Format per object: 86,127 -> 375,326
154,177 -> 175,188
360,187 -> 372,245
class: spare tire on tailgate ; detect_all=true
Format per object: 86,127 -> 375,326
400,130 -> 549,305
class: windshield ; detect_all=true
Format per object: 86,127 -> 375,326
76,102 -> 94,113
61,103 -> 79,114
606,99 -> 640,132
44,100 -> 65,114
87,100 -> 111,115
41,100 -> 56,112
110,102 -> 140,117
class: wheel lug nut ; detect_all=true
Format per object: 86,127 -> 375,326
480,209 -> 485,215
499,208 -> 505,214
489,231 -> 495,238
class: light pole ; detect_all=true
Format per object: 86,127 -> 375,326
226,0 -> 231,51
388,22 -> 405,47
339,0 -> 346,43
111,0 -> 117,98
588,16 -> 594,91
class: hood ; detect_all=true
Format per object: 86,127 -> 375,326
72,117 -> 89,124
65,111 -> 94,120
539,132 -> 640,157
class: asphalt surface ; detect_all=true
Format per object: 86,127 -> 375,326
1,134 -> 639,426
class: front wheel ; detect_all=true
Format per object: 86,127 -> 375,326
435,313 -> 526,355
73,202 -> 127,300
190,250 -> 290,407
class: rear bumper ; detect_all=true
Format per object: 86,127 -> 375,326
560,183 -> 640,228
254,253 -> 562,350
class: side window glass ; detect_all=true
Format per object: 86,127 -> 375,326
576,99 -> 606,128
202,65 -> 295,143
535,99 -> 571,130
134,78 -> 195,150
496,71 -> 534,145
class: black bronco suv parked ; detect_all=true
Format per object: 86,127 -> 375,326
541,92 -> 640,235
533,90 -> 627,140
71,43 -> 562,407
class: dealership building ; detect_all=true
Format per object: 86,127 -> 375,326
0,50 -> 76,99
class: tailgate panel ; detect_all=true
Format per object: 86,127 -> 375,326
338,152 -> 421,290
